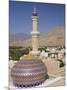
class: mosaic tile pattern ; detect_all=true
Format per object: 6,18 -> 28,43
11,59 -> 48,88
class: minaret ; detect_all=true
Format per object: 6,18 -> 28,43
30,8 -> 40,55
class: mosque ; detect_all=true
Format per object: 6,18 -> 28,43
11,8 -> 48,88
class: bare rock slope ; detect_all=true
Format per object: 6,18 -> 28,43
9,26 -> 65,47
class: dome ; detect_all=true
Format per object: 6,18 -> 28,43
11,59 -> 48,88
32,8 -> 38,16
32,13 -> 38,16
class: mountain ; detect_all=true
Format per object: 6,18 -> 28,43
9,26 -> 65,47
39,26 -> 65,47
9,33 -> 30,46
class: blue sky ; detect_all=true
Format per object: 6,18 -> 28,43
9,1 -> 65,34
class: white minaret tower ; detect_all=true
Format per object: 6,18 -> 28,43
30,8 -> 40,55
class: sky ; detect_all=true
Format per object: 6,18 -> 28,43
9,1 -> 65,34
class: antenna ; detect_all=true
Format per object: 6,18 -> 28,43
33,8 -> 36,14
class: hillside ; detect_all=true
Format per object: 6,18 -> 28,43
9,26 -> 65,47
9,33 -> 30,46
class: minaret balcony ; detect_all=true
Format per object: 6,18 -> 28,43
31,31 -> 40,35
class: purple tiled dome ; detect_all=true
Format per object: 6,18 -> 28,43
11,59 -> 48,88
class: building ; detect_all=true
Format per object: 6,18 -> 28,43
30,8 -> 40,55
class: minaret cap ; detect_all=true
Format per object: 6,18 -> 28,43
32,8 -> 38,16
